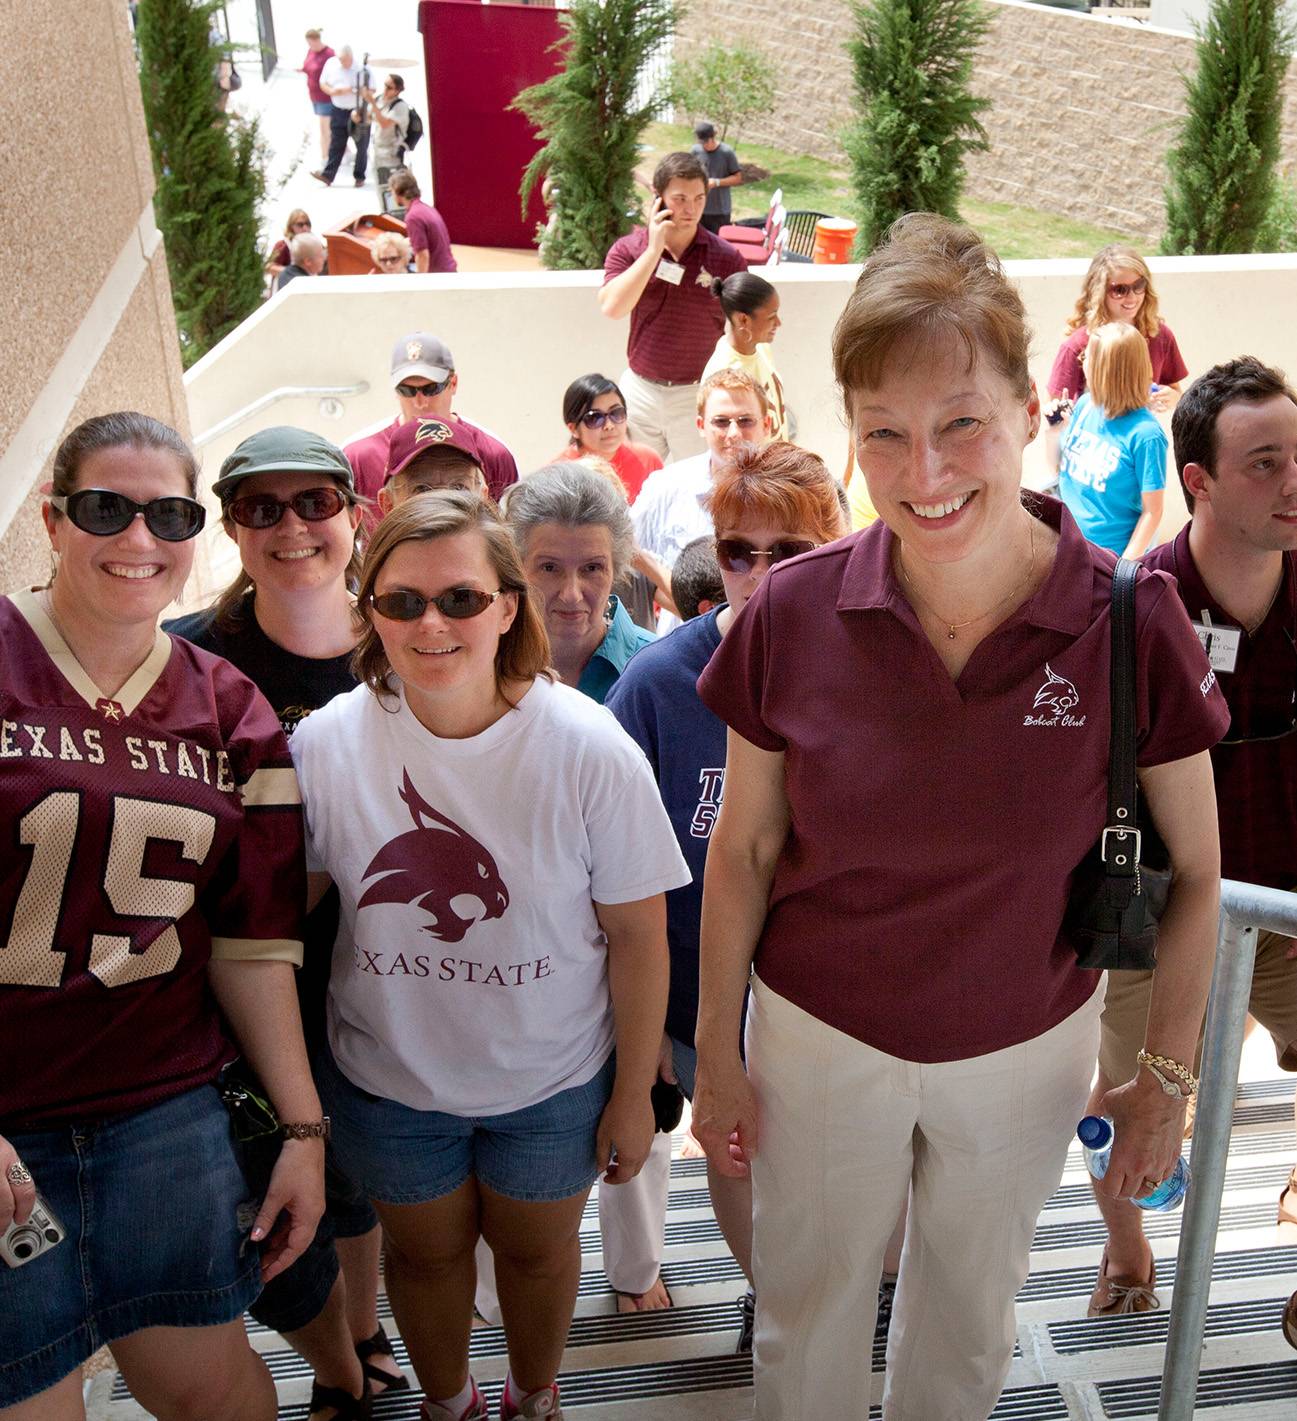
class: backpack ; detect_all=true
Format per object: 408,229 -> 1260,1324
402,105 -> 424,153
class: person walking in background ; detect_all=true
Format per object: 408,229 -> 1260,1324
703,272 -> 788,440
1057,322 -> 1168,557
312,44 -> 371,189
599,153 -> 746,462
301,28 -> 336,163
691,121 -> 743,235
555,374 -> 662,504
388,172 -> 457,274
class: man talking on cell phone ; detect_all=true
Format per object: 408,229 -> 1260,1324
599,153 -> 747,463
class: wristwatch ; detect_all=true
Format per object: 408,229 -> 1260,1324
280,1117 -> 331,1141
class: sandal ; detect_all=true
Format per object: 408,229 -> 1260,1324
309,1378 -> 372,1421
1283,1290 -> 1297,1350
355,1326 -> 410,1394
1087,1247 -> 1160,1317
1278,1168 -> 1297,1227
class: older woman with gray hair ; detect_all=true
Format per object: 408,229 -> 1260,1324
507,462 -> 654,703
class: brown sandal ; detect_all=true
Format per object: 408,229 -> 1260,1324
1278,1168 -> 1297,1227
1087,1247 -> 1160,1317
1283,1290 -> 1297,1350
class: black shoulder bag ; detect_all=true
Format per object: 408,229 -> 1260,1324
1063,557 -> 1171,971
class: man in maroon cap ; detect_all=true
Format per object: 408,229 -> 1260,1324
377,418 -> 488,516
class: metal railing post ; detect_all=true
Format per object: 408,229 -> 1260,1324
1157,879 -> 1297,1420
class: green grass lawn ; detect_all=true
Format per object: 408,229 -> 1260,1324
642,122 -> 1135,259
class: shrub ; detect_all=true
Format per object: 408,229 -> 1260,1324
671,39 -> 777,143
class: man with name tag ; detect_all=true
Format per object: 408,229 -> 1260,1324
599,153 -> 747,463
1089,358 -> 1297,1340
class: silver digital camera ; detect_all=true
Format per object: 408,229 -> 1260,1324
1,1196 -> 65,1269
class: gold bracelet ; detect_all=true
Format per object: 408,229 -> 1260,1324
1137,1049 -> 1198,1096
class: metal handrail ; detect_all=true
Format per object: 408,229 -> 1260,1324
1158,878 -> 1297,1419
192,382 -> 370,448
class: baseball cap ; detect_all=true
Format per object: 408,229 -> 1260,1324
694,121 -> 716,141
391,333 -> 454,387
384,418 -> 484,483
212,426 -> 356,500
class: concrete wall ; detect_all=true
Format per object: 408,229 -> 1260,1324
0,5 -> 187,592
181,253 -> 1297,601
673,0 -> 1297,241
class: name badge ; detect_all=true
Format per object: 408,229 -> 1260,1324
1192,612 -> 1241,674
655,258 -> 684,286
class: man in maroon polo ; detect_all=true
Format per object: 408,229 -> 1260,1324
599,152 -> 747,463
1089,357 -> 1297,1327
344,332 -> 518,529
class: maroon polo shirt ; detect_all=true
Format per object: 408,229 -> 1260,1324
603,225 -> 747,384
1144,528 -> 1297,890
698,498 -> 1229,1062
1048,321 -> 1189,400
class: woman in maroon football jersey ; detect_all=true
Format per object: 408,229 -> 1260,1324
0,413 -> 324,1418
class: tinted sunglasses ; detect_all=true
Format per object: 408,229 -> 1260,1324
715,537 -> 816,575
369,587 -> 504,621
580,405 -> 628,430
1107,277 -> 1147,299
395,376 -> 453,398
226,486 -> 349,529
51,489 -> 206,542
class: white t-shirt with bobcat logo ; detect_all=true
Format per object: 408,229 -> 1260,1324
291,675 -> 690,1115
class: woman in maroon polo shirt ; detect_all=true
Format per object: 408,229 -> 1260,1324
692,214 -> 1229,1421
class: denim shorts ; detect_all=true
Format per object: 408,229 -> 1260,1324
318,1046 -> 616,1205
0,1085 -> 260,1407
312,98 -> 333,115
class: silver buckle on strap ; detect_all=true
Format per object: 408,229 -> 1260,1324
1101,826 -> 1142,867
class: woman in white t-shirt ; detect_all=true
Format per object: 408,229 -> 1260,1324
703,271 -> 789,440
291,492 -> 689,1421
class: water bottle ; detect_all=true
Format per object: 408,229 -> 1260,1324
1077,1115 -> 1190,1211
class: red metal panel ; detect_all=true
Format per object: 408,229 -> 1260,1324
419,0 -> 565,250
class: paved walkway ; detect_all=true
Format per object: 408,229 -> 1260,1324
90,1030 -> 1297,1419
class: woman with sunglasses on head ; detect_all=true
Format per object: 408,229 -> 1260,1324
1047,246 -> 1187,423
556,374 -> 662,504
0,413 -> 323,1420
703,273 -> 789,441
691,216 -> 1229,1420
165,428 -> 406,1421
291,492 -> 688,1420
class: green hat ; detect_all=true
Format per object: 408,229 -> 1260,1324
212,426 -> 356,501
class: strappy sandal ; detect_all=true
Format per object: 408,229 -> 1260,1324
308,1378 -> 372,1421
1278,1168 -> 1297,1227
1283,1289 -> 1297,1350
355,1326 -> 410,1395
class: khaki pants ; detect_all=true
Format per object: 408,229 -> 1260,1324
746,976 -> 1101,1421
620,368 -> 702,464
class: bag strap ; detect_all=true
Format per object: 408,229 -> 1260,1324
1103,557 -> 1141,878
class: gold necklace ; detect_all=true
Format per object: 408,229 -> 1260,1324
899,521 -> 1037,641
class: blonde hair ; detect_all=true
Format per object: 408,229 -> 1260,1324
371,232 -> 411,268
1066,245 -> 1162,341
283,208 -> 311,239
352,491 -> 551,706
696,366 -> 771,417
1084,322 -> 1153,420
831,213 -> 1032,407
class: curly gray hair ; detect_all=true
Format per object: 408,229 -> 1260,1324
504,462 -> 635,584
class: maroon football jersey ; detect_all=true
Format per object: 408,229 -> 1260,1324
0,591 -> 305,1126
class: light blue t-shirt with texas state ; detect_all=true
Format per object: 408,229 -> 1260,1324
1057,392 -> 1167,554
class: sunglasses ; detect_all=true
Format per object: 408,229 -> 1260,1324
580,405 -> 628,430
375,254 -> 406,267
396,376 -> 452,398
370,587 -> 504,621
52,489 -> 206,542
1107,277 -> 1148,299
226,486 -> 349,529
715,537 -> 816,575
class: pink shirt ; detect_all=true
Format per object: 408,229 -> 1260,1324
603,226 -> 747,384
302,46 -> 335,104
698,498 -> 1228,1061
1049,321 -> 1188,400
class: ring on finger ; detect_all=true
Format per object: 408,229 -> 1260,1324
5,1160 -> 32,1187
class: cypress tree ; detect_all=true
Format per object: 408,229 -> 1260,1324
843,0 -> 992,255
1162,0 -> 1295,255
136,0 -> 266,365
514,0 -> 680,271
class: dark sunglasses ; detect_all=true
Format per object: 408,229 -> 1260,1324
1107,277 -> 1147,299
225,486 -> 349,529
51,489 -> 206,542
580,405 -> 628,430
715,537 -> 817,575
396,376 -> 453,399
369,587 -> 504,621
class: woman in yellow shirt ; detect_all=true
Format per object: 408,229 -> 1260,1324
703,272 -> 789,440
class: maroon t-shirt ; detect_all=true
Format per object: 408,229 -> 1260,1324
302,45 -> 335,104
346,414 -> 519,516
603,226 -> 747,384
404,198 -> 457,273
1049,321 -> 1188,400
698,498 -> 1229,1062
1144,527 -> 1297,890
